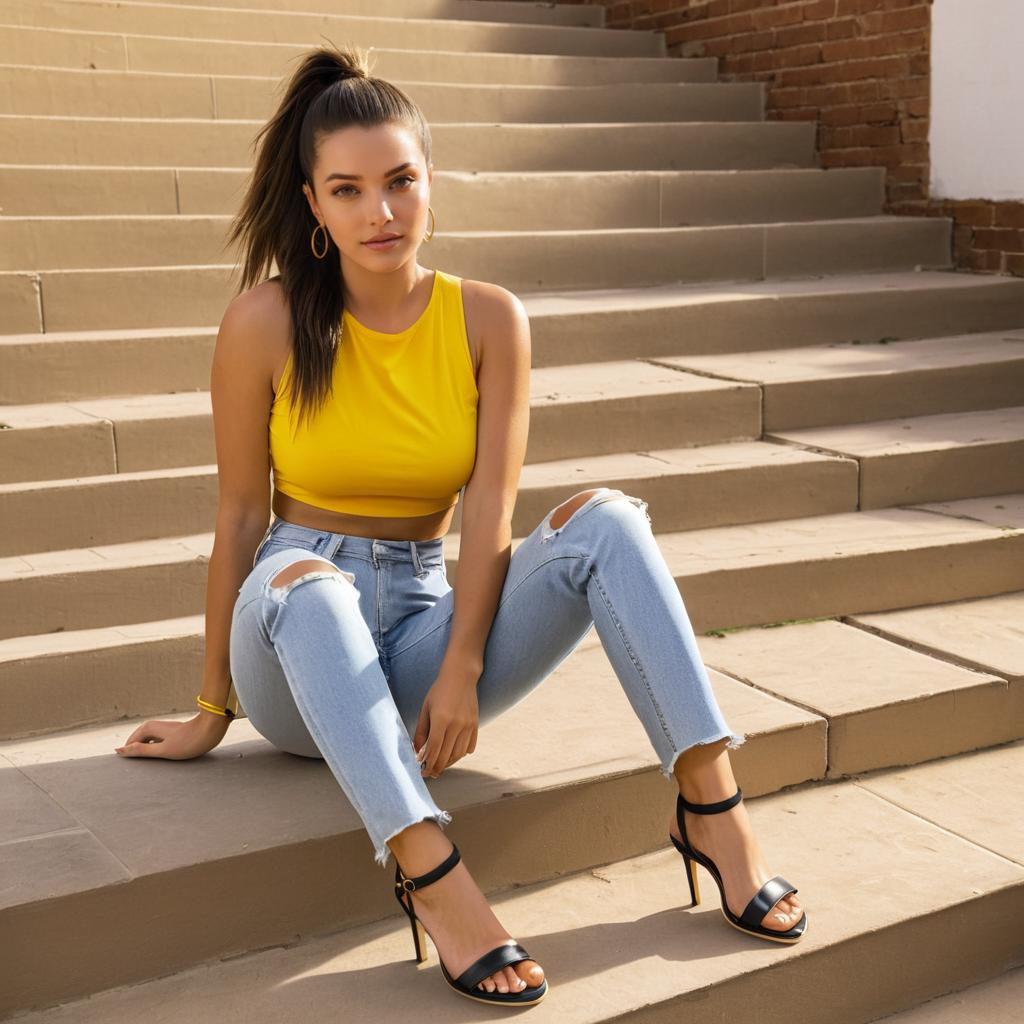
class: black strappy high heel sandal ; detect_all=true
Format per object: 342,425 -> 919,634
669,786 -> 807,944
394,841 -> 549,1006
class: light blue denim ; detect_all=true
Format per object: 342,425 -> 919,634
229,487 -> 746,870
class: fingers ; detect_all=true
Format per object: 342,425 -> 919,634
120,721 -> 155,747
412,711 -> 427,757
116,740 -> 158,757
422,739 -> 443,778
445,733 -> 471,772
421,728 -> 474,778
434,732 -> 459,776
116,720 -> 166,755
421,726 -> 450,778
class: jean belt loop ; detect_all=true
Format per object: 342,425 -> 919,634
409,539 -> 425,576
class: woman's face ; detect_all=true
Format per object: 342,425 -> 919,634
303,122 -> 432,269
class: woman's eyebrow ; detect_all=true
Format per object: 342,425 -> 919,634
324,162 -> 414,183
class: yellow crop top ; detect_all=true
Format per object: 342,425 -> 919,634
269,268 -> 479,517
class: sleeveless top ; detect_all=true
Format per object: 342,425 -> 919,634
269,269 -> 479,517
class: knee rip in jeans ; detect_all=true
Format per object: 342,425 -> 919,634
267,559 -> 357,605
542,487 -> 652,543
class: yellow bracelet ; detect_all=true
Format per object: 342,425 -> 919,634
196,679 -> 239,720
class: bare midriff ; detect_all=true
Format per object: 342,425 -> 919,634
272,489 -> 456,542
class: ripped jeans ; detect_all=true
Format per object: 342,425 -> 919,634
229,487 -> 745,870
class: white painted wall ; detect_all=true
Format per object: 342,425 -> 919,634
931,0 -> 1024,200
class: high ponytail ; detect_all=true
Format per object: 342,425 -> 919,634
225,44 -> 432,433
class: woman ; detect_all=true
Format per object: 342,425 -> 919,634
115,44 -> 805,1008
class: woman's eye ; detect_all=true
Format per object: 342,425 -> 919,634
333,176 -> 415,197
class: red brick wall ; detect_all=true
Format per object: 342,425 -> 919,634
555,0 -> 1023,277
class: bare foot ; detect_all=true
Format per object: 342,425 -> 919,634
398,845 -> 545,995
668,801 -> 803,931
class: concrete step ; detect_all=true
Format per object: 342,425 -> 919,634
3,0 -> 665,57
0,164 -> 884,223
0,63 -> 764,121
2,715 -> 1020,1019
5,361 -> 1024,512
2,631 -> 820,1000
7,341 -> 1024,543
640,490 -> 1023,631
3,492 -> 1022,735
870,967 -> 1024,1024
770,405 -> 1024,507
0,26 -> 709,83
6,331 -> 1015,491
0,430 -> 847,612
0,361 -> 768,487
5,568 -> 1023,756
2,335 -> 1022,549
702,594 -> 1024,777
0,115 -> 814,171
849,588 -> 1024,694
4,271 -> 1023,401
2,428 -> 853,557
654,329 -> 1024,430
10,208 -> 933,277
0,218 -> 953,331
107,0 -> 609,29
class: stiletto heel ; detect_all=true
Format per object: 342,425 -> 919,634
410,912 -> 427,963
669,786 -> 807,944
671,839 -> 701,907
393,842 -> 548,1006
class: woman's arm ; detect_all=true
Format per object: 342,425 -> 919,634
442,284 -> 532,680
200,285 -> 282,713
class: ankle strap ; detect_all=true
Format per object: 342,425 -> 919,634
678,787 -> 742,815
395,842 -> 461,894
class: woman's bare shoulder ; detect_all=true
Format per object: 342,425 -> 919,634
458,277 -> 527,375
219,276 -> 293,387
459,276 -> 522,308
224,276 -> 291,336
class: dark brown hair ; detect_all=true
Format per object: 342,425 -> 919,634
226,43 -> 432,432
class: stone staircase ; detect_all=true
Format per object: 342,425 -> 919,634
2,0 -> 1022,1019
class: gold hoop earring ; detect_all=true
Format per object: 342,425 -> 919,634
311,222 -> 329,259
423,206 -> 436,242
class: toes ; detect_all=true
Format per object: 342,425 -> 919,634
516,960 -> 545,988
779,896 -> 804,919
477,961 -> 544,994
482,970 -> 512,994
763,896 -> 803,929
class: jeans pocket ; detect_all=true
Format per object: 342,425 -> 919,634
425,555 -> 448,580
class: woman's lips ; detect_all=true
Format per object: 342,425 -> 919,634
363,236 -> 403,250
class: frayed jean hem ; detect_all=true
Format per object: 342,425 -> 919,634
374,808 -> 454,871
662,730 -> 747,781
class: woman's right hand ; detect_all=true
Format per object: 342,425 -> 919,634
114,709 -> 233,760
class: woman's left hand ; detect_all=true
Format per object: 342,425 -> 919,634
412,666 -> 480,779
